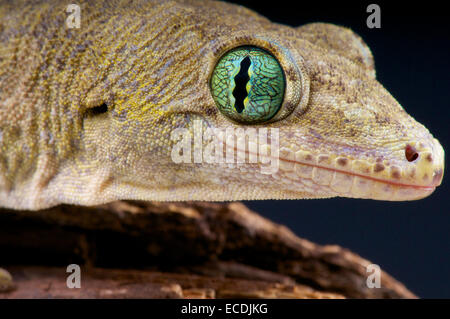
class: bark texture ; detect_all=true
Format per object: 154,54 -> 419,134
0,201 -> 416,298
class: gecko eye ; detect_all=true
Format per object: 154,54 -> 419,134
210,46 -> 285,124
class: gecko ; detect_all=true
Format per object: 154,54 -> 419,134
0,0 -> 444,211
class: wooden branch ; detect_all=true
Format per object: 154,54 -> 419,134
0,201 -> 416,298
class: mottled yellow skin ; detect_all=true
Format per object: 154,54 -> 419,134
0,0 -> 444,210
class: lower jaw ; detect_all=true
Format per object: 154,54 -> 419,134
279,169 -> 436,201
337,174 -> 436,201
347,183 -> 436,201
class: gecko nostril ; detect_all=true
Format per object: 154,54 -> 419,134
405,144 -> 419,162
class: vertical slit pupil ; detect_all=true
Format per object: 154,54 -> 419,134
232,56 -> 251,113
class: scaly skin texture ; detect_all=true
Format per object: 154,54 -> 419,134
0,0 -> 445,210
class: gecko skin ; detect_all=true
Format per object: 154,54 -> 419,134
0,0 -> 444,210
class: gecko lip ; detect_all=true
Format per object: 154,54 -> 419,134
276,157 -> 440,201
223,135 -> 443,200
230,144 -> 439,200
280,157 -> 440,190
277,137 -> 443,200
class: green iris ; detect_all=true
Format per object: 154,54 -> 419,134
210,46 -> 285,124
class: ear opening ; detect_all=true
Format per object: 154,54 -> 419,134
83,83 -> 114,117
88,103 -> 108,115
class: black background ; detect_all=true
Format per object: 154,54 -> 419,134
224,0 -> 450,298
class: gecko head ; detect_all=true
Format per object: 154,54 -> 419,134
204,21 -> 444,201
80,2 -> 443,203
200,21 -> 444,201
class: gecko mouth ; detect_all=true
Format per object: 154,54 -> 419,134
226,144 -> 442,200
217,131 -> 443,201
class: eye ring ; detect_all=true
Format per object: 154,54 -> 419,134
206,33 -> 309,125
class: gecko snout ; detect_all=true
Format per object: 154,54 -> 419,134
361,138 -> 445,200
